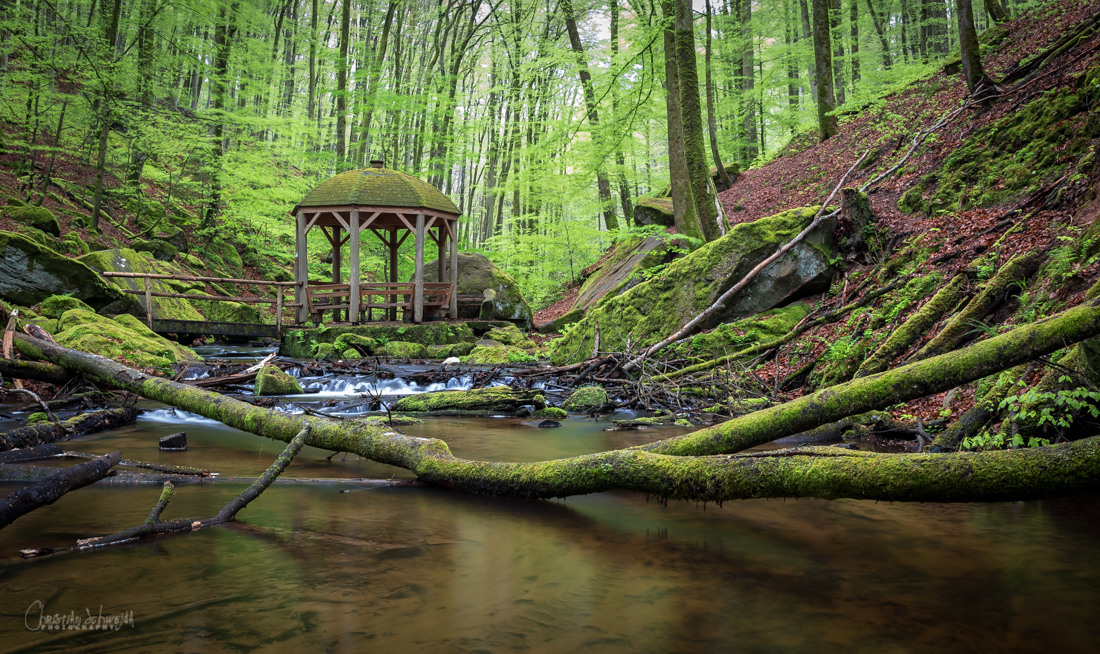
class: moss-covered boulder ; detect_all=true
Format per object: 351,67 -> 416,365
538,307 -> 585,334
378,340 -> 429,359
563,385 -> 611,413
79,248 -> 203,321
422,253 -> 533,328
4,205 -> 60,236
551,206 -> 836,365
132,238 -> 178,261
633,197 -> 674,227
333,333 -> 378,355
483,324 -> 526,345
449,341 -> 475,357
532,407 -> 568,420
38,294 -> 94,319
393,386 -> 545,413
62,231 -> 90,256
253,364 -> 303,396
0,231 -> 125,310
54,308 -> 198,373
314,342 -> 336,360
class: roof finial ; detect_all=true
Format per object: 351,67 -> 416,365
369,159 -> 384,169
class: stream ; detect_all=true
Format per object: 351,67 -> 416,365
1,348 -> 1099,651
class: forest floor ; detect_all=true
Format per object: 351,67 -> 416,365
536,0 -> 1100,430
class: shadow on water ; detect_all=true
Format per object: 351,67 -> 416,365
1,378 -> 1099,651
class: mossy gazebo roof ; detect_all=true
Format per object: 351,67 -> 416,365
291,161 -> 461,325
292,167 -> 460,216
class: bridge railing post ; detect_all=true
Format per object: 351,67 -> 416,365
276,288 -> 283,337
144,276 -> 153,329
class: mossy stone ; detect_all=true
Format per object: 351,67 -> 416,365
313,342 -> 336,360
393,386 -> 542,413
378,340 -> 429,359
253,364 -> 303,396
449,341 -> 475,357
0,231 -> 125,310
460,345 -> 532,364
185,291 -> 263,324
563,385 -> 610,412
483,324 -> 525,345
280,323 -> 474,358
26,412 -> 50,424
184,254 -> 205,269
133,238 -> 178,261
333,333 -> 378,355
532,407 -> 568,420
4,205 -> 60,236
38,294 -> 94,319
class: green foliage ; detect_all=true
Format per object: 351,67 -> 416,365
964,381 -> 1100,450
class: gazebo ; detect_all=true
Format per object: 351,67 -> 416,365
291,161 -> 461,325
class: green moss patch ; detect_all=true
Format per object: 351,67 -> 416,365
38,294 -> 93,319
54,308 -> 198,373
3,205 -> 59,236
562,385 -> 610,412
280,322 -> 475,358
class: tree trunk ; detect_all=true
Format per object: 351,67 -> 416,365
956,0 -> 991,96
0,357 -> 71,385
18,295 -> 1100,502
334,0 -> 351,165
662,0 -> 700,241
739,0 -> 758,162
812,0 -> 838,140
674,0 -> 722,241
561,0 -> 618,231
984,0 -> 1011,23
799,0 -> 818,107
89,0 -> 123,232
705,0 -> 734,191
850,0 -> 860,84
0,451 -> 121,529
865,0 -> 894,68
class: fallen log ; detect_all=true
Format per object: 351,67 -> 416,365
0,408 -> 138,452
14,297 -> 1100,502
0,451 -> 121,529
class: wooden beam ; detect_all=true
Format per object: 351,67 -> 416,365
295,210 -> 308,323
331,224 -> 343,322
389,227 -> 399,321
437,226 -> 445,283
414,213 -> 425,323
350,209 -> 361,324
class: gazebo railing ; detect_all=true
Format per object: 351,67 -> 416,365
305,281 -> 453,323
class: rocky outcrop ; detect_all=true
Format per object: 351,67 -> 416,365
551,206 -> 837,365
0,231 -> 125,310
633,197 -> 674,227
423,253 -> 533,328
253,364 -> 303,396
53,309 -> 198,372
3,205 -> 60,236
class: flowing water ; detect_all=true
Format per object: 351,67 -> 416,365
1,364 -> 1099,652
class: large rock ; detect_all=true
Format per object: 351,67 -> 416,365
253,364 -> 303,396
550,206 -> 837,365
79,248 -> 204,321
3,205 -> 60,236
0,231 -> 126,310
633,197 -> 674,227
423,253 -> 533,328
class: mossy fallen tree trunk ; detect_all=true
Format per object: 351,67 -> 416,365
15,298 -> 1100,502
0,357 -> 73,385
0,408 -> 139,452
912,252 -> 1039,361
855,274 -> 966,377
392,387 -> 545,414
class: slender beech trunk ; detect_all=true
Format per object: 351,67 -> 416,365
850,0 -> 860,84
334,0 -> 351,165
562,0 -> 618,231
739,0 -> 757,162
609,0 -> 633,224
800,0 -> 818,107
706,0 -> 733,191
956,0 -> 991,96
866,0 -> 894,68
89,0 -> 123,231
812,0 -> 838,140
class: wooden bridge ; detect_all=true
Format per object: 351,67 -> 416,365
102,272 -> 300,339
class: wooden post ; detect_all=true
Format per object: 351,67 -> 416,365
144,276 -> 153,329
294,210 -> 308,323
449,228 -> 458,319
331,224 -> 342,322
413,213 -> 425,323
437,226 -> 445,282
349,210 -> 361,324
275,288 -> 283,337
389,227 -> 398,322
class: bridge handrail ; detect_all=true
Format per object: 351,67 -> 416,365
101,272 -> 297,286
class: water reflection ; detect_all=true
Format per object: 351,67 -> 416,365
1,404 -> 1098,651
